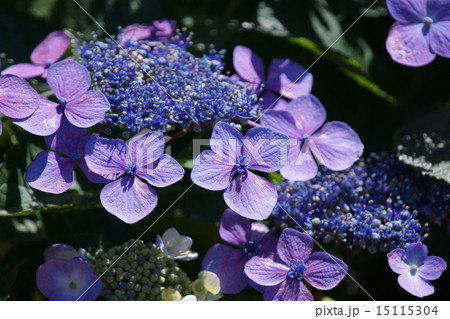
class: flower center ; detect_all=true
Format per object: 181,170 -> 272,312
69,281 -> 77,290
423,17 -> 433,25
410,264 -> 418,276
229,156 -> 251,182
243,240 -> 262,258
58,97 -> 68,107
288,259 -> 307,281
124,161 -> 139,175
262,80 -> 271,89
44,59 -> 52,68
70,152 -> 80,161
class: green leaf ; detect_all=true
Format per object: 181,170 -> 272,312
0,259 -> 25,299
395,105 -> 450,183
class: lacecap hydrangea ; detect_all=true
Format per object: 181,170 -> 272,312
75,25 -> 262,134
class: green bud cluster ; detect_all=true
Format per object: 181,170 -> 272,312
91,239 -> 192,301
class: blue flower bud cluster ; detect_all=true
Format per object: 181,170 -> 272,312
76,32 -> 261,134
272,153 -> 450,253
91,239 -> 192,301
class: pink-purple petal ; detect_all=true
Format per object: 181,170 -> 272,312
243,127 -> 289,172
277,228 -> 313,265
280,145 -> 318,181
127,131 -> 164,167
26,151 -> 73,194
249,222 -> 269,242
386,0 -> 427,23
64,90 -> 109,128
232,45 -> 265,84
405,242 -> 428,266
12,98 -> 61,136
223,171 -> 277,220
398,273 -> 434,298
210,122 -> 244,160
260,110 -> 301,139
418,256 -> 447,280
47,60 -> 91,100
312,121 -> 364,171
76,158 -> 111,184
244,255 -> 289,286
386,22 -> 436,67
429,21 -> 450,58
31,31 -> 70,65
288,95 -> 327,135
119,24 -> 153,44
1,63 -> 45,79
264,279 -> 313,301
100,175 -> 158,224
191,150 -> 232,191
44,244 -> 79,261
267,58 -> 313,99
219,208 -> 251,247
304,251 -> 348,290
387,248 -> 410,275
202,244 -> 248,294
84,135 -> 127,180
261,91 -> 289,110
137,154 -> 185,187
44,117 -> 86,156
0,75 -> 41,118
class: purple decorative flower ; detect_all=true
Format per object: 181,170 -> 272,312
233,45 -> 313,109
388,242 -> 447,297
260,94 -> 363,181
36,257 -> 101,301
119,19 -> 177,44
0,73 -> 40,136
202,209 -> 277,294
13,59 -> 110,136
2,31 -> 70,78
245,228 -> 348,301
84,131 -> 185,223
386,0 -> 450,66
26,118 -> 109,194
191,122 -> 289,220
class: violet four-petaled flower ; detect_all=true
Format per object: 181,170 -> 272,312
260,94 -> 364,181
84,131 -> 185,223
36,243 -> 101,301
191,122 -> 289,220
13,59 -> 110,136
2,31 -> 70,78
202,209 -> 277,294
26,118 -> 109,194
0,70 -> 40,136
386,0 -> 450,66
245,228 -> 348,301
388,242 -> 447,298
233,45 -> 313,110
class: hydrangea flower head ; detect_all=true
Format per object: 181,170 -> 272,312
0,73 -> 40,136
1,31 -> 70,78
191,122 -> 289,220
77,32 -> 260,133
245,228 -> 348,301
156,227 -> 198,260
85,131 -> 185,223
26,118 -> 108,194
13,59 -> 110,136
261,94 -> 363,181
233,45 -> 313,109
386,0 -> 450,66
388,242 -> 447,297
202,209 -> 277,294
